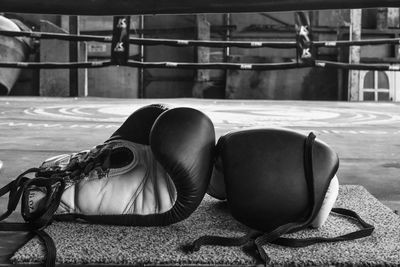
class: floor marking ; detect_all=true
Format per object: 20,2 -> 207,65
19,104 -> 400,127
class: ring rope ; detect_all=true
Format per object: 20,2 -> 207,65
0,30 -> 112,43
315,61 -> 400,71
0,60 -> 307,70
1,27 -> 400,71
0,30 -> 297,48
0,61 -> 114,69
313,38 -> 400,47
2,30 -> 400,48
0,59 -> 399,71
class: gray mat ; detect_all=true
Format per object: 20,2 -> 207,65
12,185 -> 400,266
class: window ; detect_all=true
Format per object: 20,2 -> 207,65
361,71 -> 391,101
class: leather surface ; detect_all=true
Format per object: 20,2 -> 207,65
107,104 -> 169,145
150,107 -> 216,224
29,104 -> 215,226
310,175 -> 339,228
29,140 -> 177,216
207,157 -> 225,200
214,128 -> 339,232
57,140 -> 176,216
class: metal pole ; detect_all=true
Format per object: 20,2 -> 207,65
69,15 -> 79,97
139,15 -> 145,98
223,13 -> 231,63
223,13 -> 231,99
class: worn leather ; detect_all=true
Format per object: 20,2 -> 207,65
34,140 -> 176,216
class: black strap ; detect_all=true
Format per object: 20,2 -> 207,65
34,229 -> 57,267
270,208 -> 374,248
253,133 -> 374,262
186,132 -> 374,264
0,223 -> 55,267
0,168 -> 36,221
0,146 -> 111,266
0,169 -> 65,267
182,230 -> 262,252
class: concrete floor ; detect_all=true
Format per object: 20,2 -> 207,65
0,97 -> 399,215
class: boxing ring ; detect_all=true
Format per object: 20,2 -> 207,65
0,98 -> 400,267
1,12 -> 400,72
1,0 -> 400,266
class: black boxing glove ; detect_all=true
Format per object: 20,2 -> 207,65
191,128 -> 373,263
208,128 -> 339,230
20,104 -> 215,226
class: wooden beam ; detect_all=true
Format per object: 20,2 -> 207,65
192,14 -> 210,98
388,8 -> 400,28
348,9 -> 362,102
1,0 -> 400,15
39,20 -> 70,96
377,8 -> 388,30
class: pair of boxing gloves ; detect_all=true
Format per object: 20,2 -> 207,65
0,103 -> 373,267
23,103 -> 340,232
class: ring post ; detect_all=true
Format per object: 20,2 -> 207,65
111,16 -> 130,65
295,11 -> 315,66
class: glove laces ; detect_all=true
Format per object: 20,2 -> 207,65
0,143 -> 114,267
